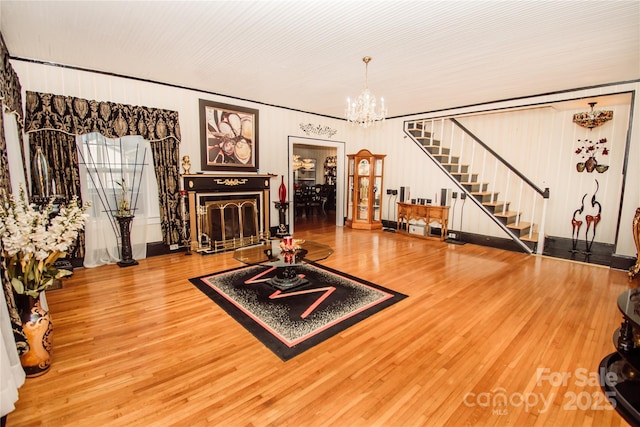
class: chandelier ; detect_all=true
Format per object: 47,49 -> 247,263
346,56 -> 387,128
573,102 -> 613,129
292,155 -> 303,170
292,155 -> 314,171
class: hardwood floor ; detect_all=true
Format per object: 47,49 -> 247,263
7,216 -> 637,426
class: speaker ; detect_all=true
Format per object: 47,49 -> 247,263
399,186 -> 405,202
440,188 -> 452,206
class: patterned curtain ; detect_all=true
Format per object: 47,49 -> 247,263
150,138 -> 182,245
0,112 -> 8,193
29,131 -> 86,258
24,91 -> 183,245
0,34 -> 28,354
0,34 -> 26,196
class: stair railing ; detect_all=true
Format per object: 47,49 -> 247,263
404,117 -> 550,254
450,119 -> 550,248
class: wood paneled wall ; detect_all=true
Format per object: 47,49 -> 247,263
8,60 -> 640,257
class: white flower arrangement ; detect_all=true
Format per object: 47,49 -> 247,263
0,188 -> 90,297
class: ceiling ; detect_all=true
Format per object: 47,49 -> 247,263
1,1 -> 639,119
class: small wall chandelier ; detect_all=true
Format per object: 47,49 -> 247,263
292,154 -> 303,171
346,56 -> 387,128
573,102 -> 613,129
292,155 -> 314,171
302,159 -> 315,170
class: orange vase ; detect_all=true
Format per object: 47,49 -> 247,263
17,294 -> 53,377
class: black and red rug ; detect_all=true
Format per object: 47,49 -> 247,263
189,262 -> 407,361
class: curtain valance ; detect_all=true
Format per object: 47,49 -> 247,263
24,91 -> 183,247
24,91 -> 181,143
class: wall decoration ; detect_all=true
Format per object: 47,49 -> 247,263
569,180 -> 602,254
574,137 -> 609,173
299,123 -> 337,138
584,180 -> 602,254
570,194 -> 586,252
199,99 -> 259,172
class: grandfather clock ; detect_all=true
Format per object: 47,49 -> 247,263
346,149 -> 385,230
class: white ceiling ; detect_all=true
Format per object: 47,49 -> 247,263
1,1 -> 639,119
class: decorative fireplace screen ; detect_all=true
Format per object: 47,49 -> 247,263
197,198 -> 266,253
183,174 -> 273,254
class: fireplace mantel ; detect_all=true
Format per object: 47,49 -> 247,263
183,174 -> 276,253
183,173 -> 276,192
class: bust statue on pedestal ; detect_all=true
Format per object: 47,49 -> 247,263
181,155 -> 191,175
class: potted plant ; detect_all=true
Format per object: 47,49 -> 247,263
114,177 -> 131,217
0,188 -> 89,376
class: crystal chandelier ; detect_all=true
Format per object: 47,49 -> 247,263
292,155 -> 315,171
302,158 -> 315,170
573,102 -> 613,129
346,56 -> 387,128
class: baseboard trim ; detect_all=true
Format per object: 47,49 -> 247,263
385,220 -> 528,253
611,254 -> 636,272
455,230 -> 529,253
147,242 -> 187,257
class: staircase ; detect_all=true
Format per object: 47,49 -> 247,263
404,118 -> 549,254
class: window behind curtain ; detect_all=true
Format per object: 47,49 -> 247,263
76,133 -> 160,267
3,112 -> 27,195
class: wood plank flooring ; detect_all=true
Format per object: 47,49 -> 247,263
6,216 -> 637,426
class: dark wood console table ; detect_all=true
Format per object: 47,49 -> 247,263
396,202 -> 449,241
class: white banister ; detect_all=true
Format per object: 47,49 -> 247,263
490,157 -> 498,203
503,170 -> 511,215
481,150 -> 487,188
515,180 -> 523,226
537,197 -> 548,254
429,119 -> 434,147
440,118 -> 445,156
529,190 -> 537,239
458,130 -> 465,174
470,140 -> 476,178
449,122 -> 455,163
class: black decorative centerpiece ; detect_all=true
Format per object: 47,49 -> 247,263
115,213 -> 138,267
271,236 -> 308,289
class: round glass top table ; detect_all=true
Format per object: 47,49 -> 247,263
233,239 -> 333,290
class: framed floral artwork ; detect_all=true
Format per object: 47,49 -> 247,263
199,99 -> 259,172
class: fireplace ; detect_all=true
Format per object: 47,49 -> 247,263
183,174 -> 274,253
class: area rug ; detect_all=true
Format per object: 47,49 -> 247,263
189,262 -> 407,361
